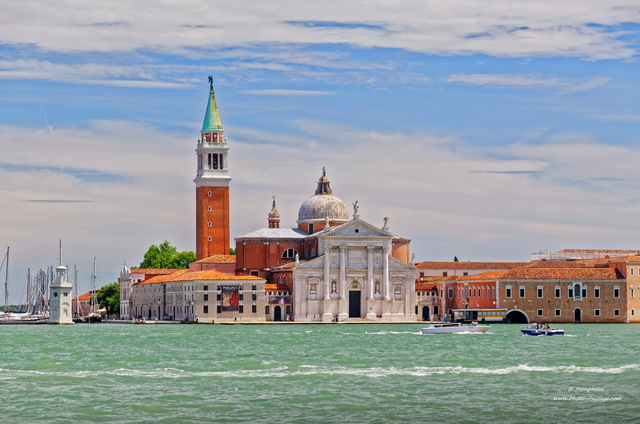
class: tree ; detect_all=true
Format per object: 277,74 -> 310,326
229,247 -> 236,255
454,256 -> 459,262
97,282 -> 120,316
139,241 -> 196,269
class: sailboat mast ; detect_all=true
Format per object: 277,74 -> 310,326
74,266 -> 79,318
4,247 -> 9,314
26,268 -> 30,314
91,257 -> 96,314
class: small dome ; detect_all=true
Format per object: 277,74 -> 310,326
297,172 -> 349,224
268,196 -> 280,219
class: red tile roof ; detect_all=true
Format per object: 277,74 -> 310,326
133,272 -> 182,285
415,282 -> 439,290
522,261 -> 588,269
165,269 -> 263,282
193,255 -> 236,264
416,261 -> 528,270
265,283 -> 290,290
457,271 -> 507,280
500,267 -> 621,280
75,290 -> 96,301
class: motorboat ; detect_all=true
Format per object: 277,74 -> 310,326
421,322 -> 490,334
520,323 -> 564,336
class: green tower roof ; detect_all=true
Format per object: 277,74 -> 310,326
202,88 -> 223,132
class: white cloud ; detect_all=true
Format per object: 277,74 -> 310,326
446,73 -> 610,92
241,89 -> 334,96
1,1 -> 638,59
3,117 -> 640,302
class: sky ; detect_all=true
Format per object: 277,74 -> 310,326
2,1 -> 640,302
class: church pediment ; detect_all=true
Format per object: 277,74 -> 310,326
320,218 -> 392,240
389,256 -> 417,271
296,256 -> 325,270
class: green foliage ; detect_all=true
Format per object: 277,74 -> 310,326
229,247 -> 236,255
139,241 -> 195,269
97,282 -> 120,316
454,256 -> 459,262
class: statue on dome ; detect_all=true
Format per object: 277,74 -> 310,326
322,166 -> 326,177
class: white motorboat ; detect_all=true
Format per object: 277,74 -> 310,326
421,322 -> 490,334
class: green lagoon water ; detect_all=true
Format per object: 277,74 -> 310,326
1,323 -> 638,423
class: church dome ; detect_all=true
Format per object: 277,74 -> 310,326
297,172 -> 349,224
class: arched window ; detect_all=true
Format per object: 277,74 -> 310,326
282,248 -> 298,259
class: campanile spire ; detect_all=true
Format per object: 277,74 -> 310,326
194,76 -> 231,259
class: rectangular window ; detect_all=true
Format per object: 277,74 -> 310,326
252,293 -> 257,301
537,287 -> 543,298
594,287 -> 600,298
519,287 -> 525,298
203,294 -> 208,301
239,294 -> 244,301
555,309 -> 561,317
506,287 -> 512,298
537,309 -> 543,316
614,287 -> 620,298
420,272 -> 424,278
239,305 -> 244,313
252,285 -> 257,291
265,305 -> 270,315
250,270 -> 259,277
568,287 -> 574,298
581,288 -> 587,298
448,288 -> 454,298
217,305 -> 222,313
555,287 -> 561,298
203,305 -> 208,314
286,305 -> 291,315
463,272 -> 468,276
252,305 -> 257,313
614,309 -> 620,316
631,267 -> 635,276
217,293 -> 222,301
443,272 -> 448,277
594,309 -> 600,316
203,285 -> 208,291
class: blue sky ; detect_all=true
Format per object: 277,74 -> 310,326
2,1 -> 640,302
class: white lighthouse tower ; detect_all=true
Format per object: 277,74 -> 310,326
48,264 -> 74,324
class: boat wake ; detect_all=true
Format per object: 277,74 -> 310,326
1,363 -> 638,380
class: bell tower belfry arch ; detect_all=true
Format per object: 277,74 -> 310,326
194,76 -> 231,259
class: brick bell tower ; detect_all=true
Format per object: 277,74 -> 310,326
195,76 -> 231,260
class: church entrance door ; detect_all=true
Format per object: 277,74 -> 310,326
349,291 -> 361,318
274,306 -> 282,321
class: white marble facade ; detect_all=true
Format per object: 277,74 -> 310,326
293,219 -> 417,322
